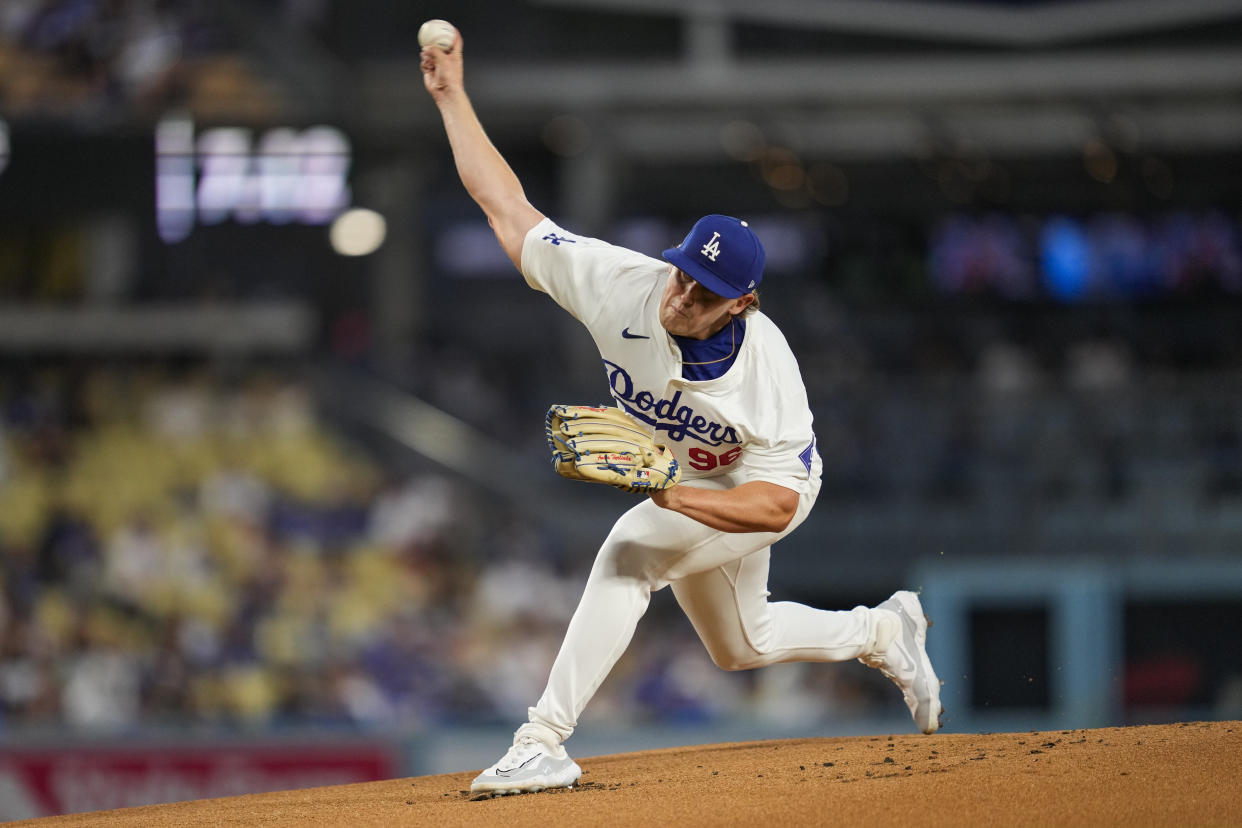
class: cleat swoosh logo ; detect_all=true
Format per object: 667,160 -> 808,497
495,755 -> 540,777
621,328 -> 649,339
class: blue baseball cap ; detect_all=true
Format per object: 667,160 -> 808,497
662,214 -> 765,299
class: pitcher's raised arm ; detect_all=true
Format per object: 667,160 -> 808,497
420,22 -> 543,270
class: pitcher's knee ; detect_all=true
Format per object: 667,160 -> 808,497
698,614 -> 774,671
705,646 -> 765,672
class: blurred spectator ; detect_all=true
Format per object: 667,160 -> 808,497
0,0 -> 270,120
978,339 -> 1042,396
34,504 -> 100,594
0,618 -> 61,723
61,638 -> 142,731
367,475 -> 460,554
200,459 -> 271,527
1065,337 -> 1133,393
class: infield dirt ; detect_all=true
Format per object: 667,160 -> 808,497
13,720 -> 1240,827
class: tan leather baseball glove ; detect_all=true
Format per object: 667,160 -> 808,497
545,404 -> 681,493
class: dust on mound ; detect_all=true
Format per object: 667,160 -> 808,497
14,721 -> 1241,828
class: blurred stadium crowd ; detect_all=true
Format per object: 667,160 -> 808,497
0,362 -> 897,734
2,335 -> 1239,733
0,0 -> 268,121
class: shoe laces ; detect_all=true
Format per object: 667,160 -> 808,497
504,724 -> 552,763
492,737 -> 544,772
501,737 -> 542,763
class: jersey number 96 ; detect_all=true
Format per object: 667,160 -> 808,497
687,446 -> 742,471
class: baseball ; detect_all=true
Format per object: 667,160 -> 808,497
418,19 -> 456,52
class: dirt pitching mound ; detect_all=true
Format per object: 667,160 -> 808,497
14,721 -> 1240,828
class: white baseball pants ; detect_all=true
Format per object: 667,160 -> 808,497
527,481 -> 886,744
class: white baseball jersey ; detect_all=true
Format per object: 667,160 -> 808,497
522,218 -> 822,494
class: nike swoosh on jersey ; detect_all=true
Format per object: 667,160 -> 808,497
621,328 -> 649,339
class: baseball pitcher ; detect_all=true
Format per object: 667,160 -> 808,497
420,23 -> 943,797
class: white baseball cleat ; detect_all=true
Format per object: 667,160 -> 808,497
470,724 -> 582,797
859,590 -> 944,734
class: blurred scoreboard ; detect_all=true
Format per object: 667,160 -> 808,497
155,114 -> 352,243
0,114 -> 365,311
0,114 -> 352,234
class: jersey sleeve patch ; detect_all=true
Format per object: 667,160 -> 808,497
798,437 -> 816,473
541,231 -> 578,247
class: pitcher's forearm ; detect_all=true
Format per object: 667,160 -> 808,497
649,481 -> 798,534
439,95 -> 527,219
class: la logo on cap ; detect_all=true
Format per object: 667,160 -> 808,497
661,214 -> 766,299
700,232 -> 722,261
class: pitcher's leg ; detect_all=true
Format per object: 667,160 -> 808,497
528,498 -> 720,744
671,551 -> 890,670
525,546 -> 652,744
